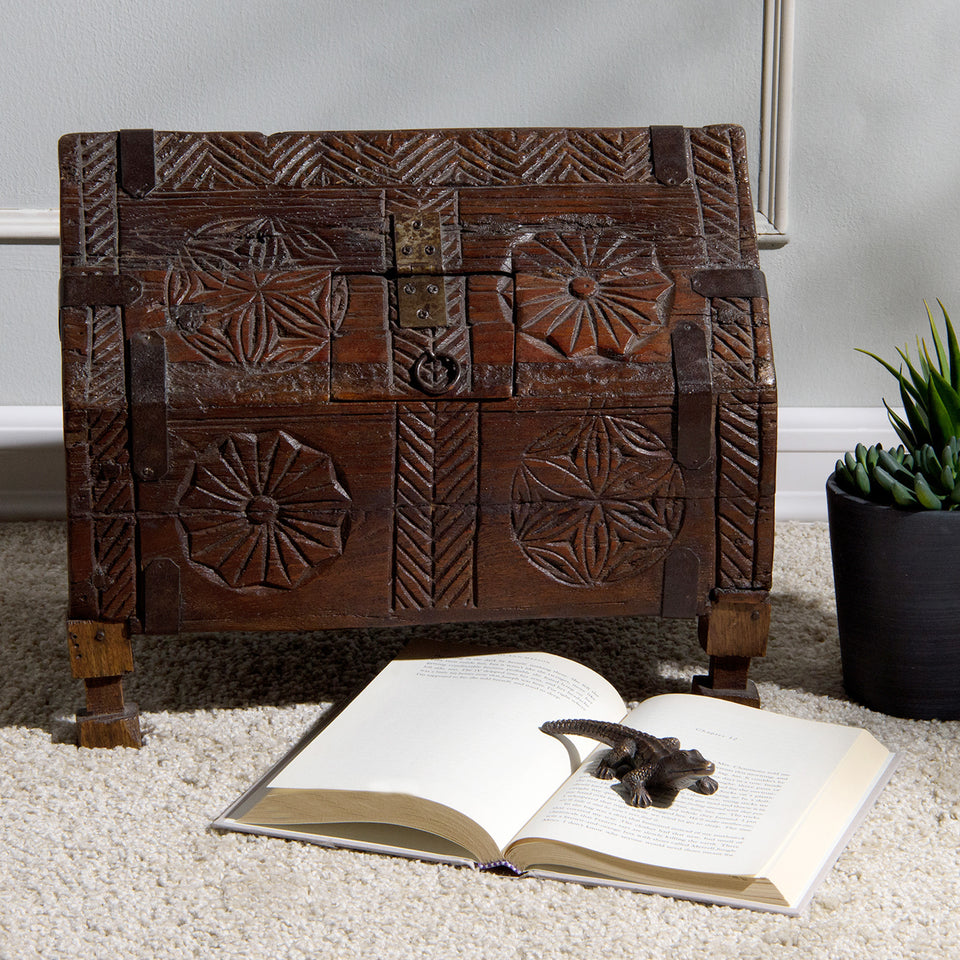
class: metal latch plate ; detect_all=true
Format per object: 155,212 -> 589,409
394,214 -> 444,273
394,213 -> 449,328
398,275 -> 448,328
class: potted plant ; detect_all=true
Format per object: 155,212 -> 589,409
827,301 -> 960,719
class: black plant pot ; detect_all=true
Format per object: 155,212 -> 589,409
826,474 -> 960,719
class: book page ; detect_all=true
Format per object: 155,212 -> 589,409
261,649 -> 627,853
511,694 -> 886,877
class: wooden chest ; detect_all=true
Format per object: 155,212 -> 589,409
59,126 -> 776,747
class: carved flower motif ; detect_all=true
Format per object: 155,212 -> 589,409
516,234 -> 672,359
178,431 -> 350,590
165,264 -> 334,367
511,415 -> 684,587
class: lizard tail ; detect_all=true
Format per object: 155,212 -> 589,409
540,718 -> 637,746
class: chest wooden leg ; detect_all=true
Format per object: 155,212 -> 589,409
692,591 -> 771,707
67,621 -> 142,748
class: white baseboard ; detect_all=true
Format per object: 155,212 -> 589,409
775,407 -> 899,521
0,405 -> 900,522
0,406 -> 66,519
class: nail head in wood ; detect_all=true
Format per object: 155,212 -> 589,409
67,620 -> 134,679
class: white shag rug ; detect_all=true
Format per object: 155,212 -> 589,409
0,520 -> 957,960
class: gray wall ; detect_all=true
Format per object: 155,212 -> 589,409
3,0 -> 960,412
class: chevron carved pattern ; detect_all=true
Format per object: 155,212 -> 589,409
86,307 -> 127,405
690,127 -> 741,265
394,403 -> 478,610
394,506 -> 476,611
150,129 -> 655,190
86,407 -> 136,619
62,136 -> 138,621
454,128 -> 654,186
77,134 -> 119,266
716,399 -> 764,588
88,409 -> 134,514
94,517 -> 138,620
711,297 -> 756,390
154,132 -> 275,191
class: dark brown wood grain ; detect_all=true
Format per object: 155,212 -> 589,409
59,126 -> 777,745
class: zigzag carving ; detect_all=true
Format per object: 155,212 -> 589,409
718,401 -> 761,500
394,403 -> 478,610
154,132 -> 274,191
394,505 -> 476,610
88,409 -> 134,515
67,135 -> 135,621
396,403 -> 478,505
711,298 -> 756,389
690,127 -> 741,264
716,400 -> 762,587
95,517 -> 137,620
457,128 -> 654,185
718,508 -> 757,589
150,129 -> 655,190
77,134 -> 119,266
87,307 -> 127,405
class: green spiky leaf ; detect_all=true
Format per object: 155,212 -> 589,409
925,370 -> 956,451
900,378 -> 933,448
858,348 -> 924,407
929,366 -> 960,438
937,300 -> 960,391
926,300 -> 951,380
883,401 -> 916,450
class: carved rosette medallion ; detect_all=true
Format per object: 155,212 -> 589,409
516,234 -> 672,359
177,431 -> 350,590
511,415 -> 684,587
165,264 -> 334,367
163,216 -> 344,368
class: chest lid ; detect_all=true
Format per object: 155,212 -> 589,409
60,126 -> 769,412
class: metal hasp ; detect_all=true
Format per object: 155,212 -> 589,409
394,213 -> 449,328
650,125 -> 692,186
118,128 -> 156,198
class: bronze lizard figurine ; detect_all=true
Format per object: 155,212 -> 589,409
541,719 -> 719,808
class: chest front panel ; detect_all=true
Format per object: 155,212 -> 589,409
60,127 -> 775,634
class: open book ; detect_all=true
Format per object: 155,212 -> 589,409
213,642 -> 896,914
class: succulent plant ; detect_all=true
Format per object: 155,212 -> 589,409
834,301 -> 960,509
834,439 -> 960,509
858,300 -> 960,453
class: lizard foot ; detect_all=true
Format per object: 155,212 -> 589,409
621,770 -> 652,807
594,759 -> 617,780
626,785 -> 653,808
693,776 -> 719,795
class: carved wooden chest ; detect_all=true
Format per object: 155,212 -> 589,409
59,126 -> 776,747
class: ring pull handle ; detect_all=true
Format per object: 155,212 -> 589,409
411,351 -> 462,396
